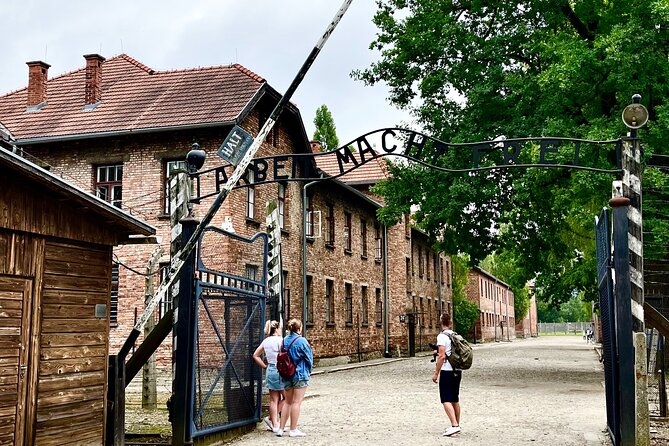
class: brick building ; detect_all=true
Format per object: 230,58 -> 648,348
0,54 -> 452,368
465,266 -> 516,342
515,281 -> 538,338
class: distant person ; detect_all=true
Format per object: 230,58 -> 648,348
252,320 -> 285,433
587,324 -> 595,344
432,312 -> 462,437
276,318 -> 313,438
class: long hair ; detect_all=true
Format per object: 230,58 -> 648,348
264,320 -> 280,336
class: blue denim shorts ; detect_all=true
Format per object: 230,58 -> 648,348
283,377 -> 309,389
266,364 -> 284,391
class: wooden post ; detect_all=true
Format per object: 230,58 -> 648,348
142,246 -> 163,409
621,137 -> 644,333
634,332 -> 650,446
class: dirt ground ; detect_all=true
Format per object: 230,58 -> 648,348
228,336 -> 609,445
125,336 -> 669,445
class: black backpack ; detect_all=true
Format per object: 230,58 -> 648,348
445,331 -> 473,370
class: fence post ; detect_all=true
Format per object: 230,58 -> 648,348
635,332 -> 650,446
610,195 -> 636,445
172,217 -> 199,446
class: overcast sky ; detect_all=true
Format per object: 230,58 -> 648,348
0,0 -> 416,145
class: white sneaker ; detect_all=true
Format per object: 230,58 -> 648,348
289,429 -> 307,437
275,428 -> 284,437
443,426 -> 461,436
263,417 -> 273,431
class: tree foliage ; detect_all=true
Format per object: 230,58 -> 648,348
451,254 -> 480,337
360,0 -> 669,306
313,104 -> 340,151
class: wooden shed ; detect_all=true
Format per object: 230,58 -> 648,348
0,146 -> 154,445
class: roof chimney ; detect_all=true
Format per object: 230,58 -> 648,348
26,61 -> 50,110
310,140 -> 322,153
84,54 -> 105,107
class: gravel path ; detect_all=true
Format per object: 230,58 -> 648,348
228,336 -> 610,445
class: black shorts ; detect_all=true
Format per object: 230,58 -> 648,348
439,370 -> 462,403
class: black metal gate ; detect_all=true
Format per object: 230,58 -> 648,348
190,227 -> 268,437
595,204 -> 636,445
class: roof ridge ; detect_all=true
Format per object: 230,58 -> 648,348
155,63 -> 238,74
232,63 -> 265,83
115,54 -> 155,74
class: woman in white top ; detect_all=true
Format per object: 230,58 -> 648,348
253,320 -> 285,432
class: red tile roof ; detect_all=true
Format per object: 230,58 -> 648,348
0,54 -> 266,141
315,151 -> 390,185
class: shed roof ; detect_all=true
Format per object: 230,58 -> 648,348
0,146 -> 155,239
0,54 -> 266,142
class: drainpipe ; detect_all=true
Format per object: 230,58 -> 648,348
383,224 -> 390,357
302,179 -> 320,338
437,254 -> 443,314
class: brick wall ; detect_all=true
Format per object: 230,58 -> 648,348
465,268 -> 516,342
24,106 -> 454,368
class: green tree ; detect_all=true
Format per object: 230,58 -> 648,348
359,0 -> 669,306
313,104 -> 340,151
451,254 -> 480,338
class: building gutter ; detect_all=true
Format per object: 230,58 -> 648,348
383,224 -> 390,357
13,120 -> 237,146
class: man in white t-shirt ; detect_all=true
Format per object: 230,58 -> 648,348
432,312 -> 462,437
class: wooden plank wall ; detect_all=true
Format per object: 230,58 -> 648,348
0,174 -> 118,246
33,239 -> 111,445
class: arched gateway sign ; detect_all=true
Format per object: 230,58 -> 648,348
187,124 -> 640,446
191,128 -> 624,200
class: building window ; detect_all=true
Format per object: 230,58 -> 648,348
375,288 -> 383,326
426,250 -> 431,281
441,259 -> 446,285
163,160 -> 187,214
278,183 -> 286,229
245,264 -> 258,292
374,223 -> 382,261
361,286 -> 368,326
420,297 -> 424,328
418,246 -> 424,278
306,275 -> 313,325
96,164 -> 123,208
360,219 -> 368,258
433,254 -> 438,283
247,170 -> 255,219
325,204 -> 335,247
110,263 -> 119,325
435,300 -> 439,326
326,279 -> 335,324
284,272 -> 291,321
405,258 -> 411,291
345,283 -> 353,326
428,298 -> 432,328
344,212 -> 352,252
305,195 -> 314,238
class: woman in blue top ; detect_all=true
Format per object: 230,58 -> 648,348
276,318 -> 313,438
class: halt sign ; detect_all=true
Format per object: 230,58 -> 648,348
217,125 -> 254,166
